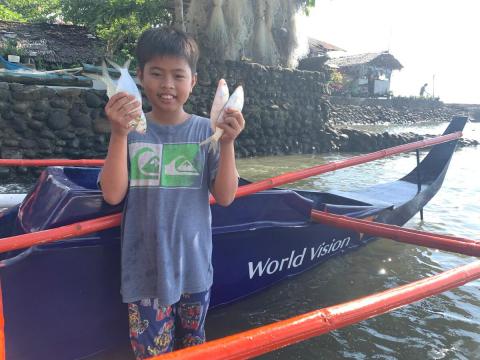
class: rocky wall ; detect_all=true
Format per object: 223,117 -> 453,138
0,60 -> 477,182
0,60 -> 332,180
329,97 -> 466,125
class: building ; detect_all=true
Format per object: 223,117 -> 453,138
297,37 -> 345,72
326,51 -> 403,97
0,20 -> 104,70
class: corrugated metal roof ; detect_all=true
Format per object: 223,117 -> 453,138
0,21 -> 105,66
308,37 -> 345,53
326,52 -> 403,70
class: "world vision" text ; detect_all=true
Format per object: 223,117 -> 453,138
248,237 -> 351,279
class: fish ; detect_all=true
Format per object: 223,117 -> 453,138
200,79 -> 244,153
88,59 -> 147,134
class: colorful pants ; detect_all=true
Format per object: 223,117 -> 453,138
128,289 -> 211,359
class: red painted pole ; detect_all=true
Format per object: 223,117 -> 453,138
233,132 -> 462,200
0,214 -> 121,253
0,132 -> 462,250
311,210 -> 480,257
150,260 -> 480,360
0,159 -> 104,167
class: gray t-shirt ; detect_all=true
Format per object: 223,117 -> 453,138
121,115 -> 219,305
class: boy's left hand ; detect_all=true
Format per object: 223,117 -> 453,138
218,108 -> 245,145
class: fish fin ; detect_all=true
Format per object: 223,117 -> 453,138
105,58 -> 123,72
208,139 -> 220,154
199,136 -> 213,147
100,60 -> 116,97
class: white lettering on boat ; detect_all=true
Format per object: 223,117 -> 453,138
310,237 -> 351,260
248,237 -> 351,279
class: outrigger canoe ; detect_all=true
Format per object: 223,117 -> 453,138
0,116 -> 468,359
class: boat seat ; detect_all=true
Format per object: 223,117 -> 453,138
17,167 -> 122,233
329,180 -> 421,209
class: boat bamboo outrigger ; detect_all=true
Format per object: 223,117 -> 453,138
0,116 -> 478,360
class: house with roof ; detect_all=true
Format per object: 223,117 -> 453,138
297,37 -> 345,72
0,20 -> 104,70
326,51 -> 403,97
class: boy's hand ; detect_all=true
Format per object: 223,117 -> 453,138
218,108 -> 245,145
105,92 -> 142,136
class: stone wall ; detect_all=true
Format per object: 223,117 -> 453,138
1,59 -> 477,182
329,96 -> 466,125
0,60 -> 331,180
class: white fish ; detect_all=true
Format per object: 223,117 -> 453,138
89,59 -> 147,134
200,81 -> 244,153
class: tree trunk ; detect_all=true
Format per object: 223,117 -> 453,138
174,0 -> 186,32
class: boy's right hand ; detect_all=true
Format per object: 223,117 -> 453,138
105,92 -> 142,136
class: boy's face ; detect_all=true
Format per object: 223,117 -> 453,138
137,55 -> 196,118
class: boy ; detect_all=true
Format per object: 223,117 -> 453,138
100,27 -> 244,358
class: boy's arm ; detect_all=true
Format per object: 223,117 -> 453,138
100,92 -> 141,205
100,133 -> 129,205
211,108 -> 245,206
211,142 -> 238,206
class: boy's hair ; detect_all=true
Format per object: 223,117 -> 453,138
135,27 -> 199,73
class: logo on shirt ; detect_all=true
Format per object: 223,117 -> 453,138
161,143 -> 202,188
129,142 -> 203,188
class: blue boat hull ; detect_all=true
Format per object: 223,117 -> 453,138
0,116 -> 467,359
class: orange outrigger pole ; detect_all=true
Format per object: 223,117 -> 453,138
150,260 -> 480,360
0,131 -> 463,253
311,210 -> 480,257
0,159 -> 104,167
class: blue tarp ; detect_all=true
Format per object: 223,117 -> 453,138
0,55 -> 31,71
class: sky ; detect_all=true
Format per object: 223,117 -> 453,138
297,0 -> 480,104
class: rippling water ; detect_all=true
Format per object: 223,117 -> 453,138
207,121 -> 480,359
2,121 -> 479,359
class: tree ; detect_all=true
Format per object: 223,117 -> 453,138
0,4 -> 24,21
184,0 -> 317,67
0,0 -> 61,22
173,0 -> 185,32
60,0 -> 172,61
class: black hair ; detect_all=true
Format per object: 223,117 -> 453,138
135,27 -> 199,73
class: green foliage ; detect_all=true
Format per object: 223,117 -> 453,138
60,0 -> 172,61
299,0 -> 316,15
0,38 -> 26,58
0,4 -> 24,21
1,0 -> 61,22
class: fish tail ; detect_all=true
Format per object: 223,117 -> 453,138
105,58 -> 123,72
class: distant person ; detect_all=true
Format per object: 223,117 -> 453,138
420,83 -> 429,97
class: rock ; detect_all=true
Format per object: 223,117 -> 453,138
40,129 -> 56,139
70,111 -> 92,128
47,110 -> 71,130
28,119 -> 44,130
0,167 -> 11,179
50,98 -> 70,109
33,100 -> 51,113
85,92 -> 104,108
56,130 -> 76,140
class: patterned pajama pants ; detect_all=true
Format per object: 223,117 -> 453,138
128,289 -> 211,359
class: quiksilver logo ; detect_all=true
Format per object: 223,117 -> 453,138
165,156 -> 200,176
131,146 -> 160,180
